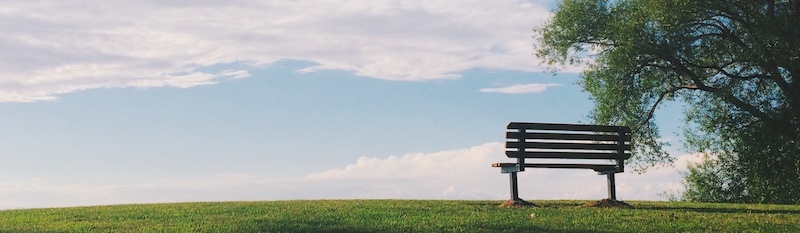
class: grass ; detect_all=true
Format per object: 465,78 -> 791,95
0,200 -> 799,232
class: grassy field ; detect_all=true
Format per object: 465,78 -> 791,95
0,200 -> 798,232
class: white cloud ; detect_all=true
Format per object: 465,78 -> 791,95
307,142 -> 691,201
219,70 -> 252,79
0,0 -> 558,102
306,142 -> 508,199
674,152 -> 706,170
306,142 -> 501,180
480,83 -> 563,94
0,142 -> 697,209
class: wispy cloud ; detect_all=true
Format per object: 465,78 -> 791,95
0,0 -> 556,102
480,83 -> 563,94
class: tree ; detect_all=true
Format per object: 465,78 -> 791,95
536,0 -> 800,204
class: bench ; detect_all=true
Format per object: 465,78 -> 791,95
492,122 -> 631,204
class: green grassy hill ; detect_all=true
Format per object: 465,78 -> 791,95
1,200 -> 798,232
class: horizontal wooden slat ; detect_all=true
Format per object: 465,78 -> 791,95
506,132 -> 623,141
523,163 -> 620,172
492,163 -> 621,172
508,122 -> 631,133
506,141 -> 631,151
492,163 -> 517,167
505,151 -> 630,159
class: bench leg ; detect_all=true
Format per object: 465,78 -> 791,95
499,170 -> 535,207
607,173 -> 616,200
509,171 -> 520,201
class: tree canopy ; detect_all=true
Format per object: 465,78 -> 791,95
536,0 -> 800,203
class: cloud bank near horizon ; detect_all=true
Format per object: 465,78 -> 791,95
0,142 -> 699,209
0,0 -> 559,102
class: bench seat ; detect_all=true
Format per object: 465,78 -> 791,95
491,163 -> 619,173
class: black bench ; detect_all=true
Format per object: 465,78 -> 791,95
492,122 -> 631,204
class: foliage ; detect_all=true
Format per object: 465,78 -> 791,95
1,200 -> 799,232
536,0 -> 800,203
681,153 -> 750,203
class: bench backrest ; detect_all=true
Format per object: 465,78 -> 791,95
505,122 -> 631,170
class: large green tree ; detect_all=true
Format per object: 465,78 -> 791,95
536,0 -> 800,204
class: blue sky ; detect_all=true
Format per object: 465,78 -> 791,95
0,0 -> 696,209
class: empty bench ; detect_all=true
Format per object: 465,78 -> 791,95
492,122 -> 631,204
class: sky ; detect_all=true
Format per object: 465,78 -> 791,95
0,0 -> 699,210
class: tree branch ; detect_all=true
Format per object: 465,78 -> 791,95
662,55 -> 775,122
641,85 -> 690,125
